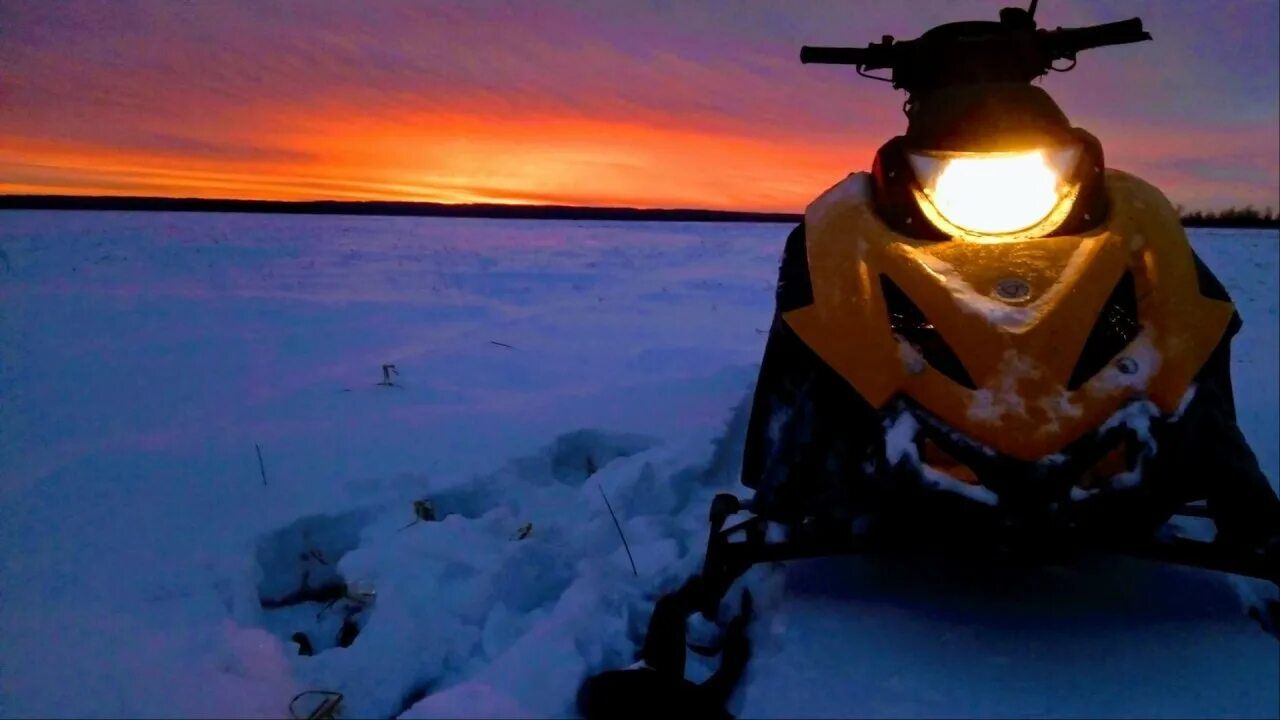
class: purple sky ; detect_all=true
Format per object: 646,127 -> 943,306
2,0 -> 1276,211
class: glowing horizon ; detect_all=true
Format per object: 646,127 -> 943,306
1,110 -> 867,212
2,1 -> 1277,213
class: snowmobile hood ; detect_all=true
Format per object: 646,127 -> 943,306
783,170 -> 1235,461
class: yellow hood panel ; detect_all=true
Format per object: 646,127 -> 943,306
784,170 -> 1235,460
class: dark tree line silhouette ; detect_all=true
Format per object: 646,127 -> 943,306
1,195 -> 1277,228
1176,205 -> 1278,228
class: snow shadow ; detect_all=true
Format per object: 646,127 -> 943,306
255,508 -> 377,656
284,403 -> 753,719
780,549 -> 1244,633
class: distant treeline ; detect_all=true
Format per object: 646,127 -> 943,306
1177,205 -> 1279,229
0,195 -> 801,224
1,194 -> 1277,228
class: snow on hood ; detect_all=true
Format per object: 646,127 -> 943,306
895,334 -> 927,375
1171,383 -> 1198,422
884,411 -> 922,466
910,237 -> 1095,331
1099,399 -> 1162,443
914,254 -> 1036,327
967,350 -> 1041,424
966,337 -> 1166,435
882,411 -> 998,506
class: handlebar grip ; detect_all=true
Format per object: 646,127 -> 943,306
800,46 -> 866,65
800,45 -> 895,70
1049,17 -> 1152,57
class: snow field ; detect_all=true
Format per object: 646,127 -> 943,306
0,213 -> 1275,718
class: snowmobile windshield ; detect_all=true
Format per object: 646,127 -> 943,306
903,84 -> 1073,153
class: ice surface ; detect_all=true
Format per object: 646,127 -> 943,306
0,213 -> 1276,718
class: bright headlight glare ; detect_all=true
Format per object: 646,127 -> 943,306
909,147 -> 1081,236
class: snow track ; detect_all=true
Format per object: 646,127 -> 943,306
256,406 -> 753,718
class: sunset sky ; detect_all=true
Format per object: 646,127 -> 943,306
2,0 -> 1277,212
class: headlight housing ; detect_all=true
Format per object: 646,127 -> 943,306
908,146 -> 1082,239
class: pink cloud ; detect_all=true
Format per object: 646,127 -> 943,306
2,0 -> 1275,211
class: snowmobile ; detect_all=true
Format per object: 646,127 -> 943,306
710,0 -> 1280,614
593,5 -> 1280,703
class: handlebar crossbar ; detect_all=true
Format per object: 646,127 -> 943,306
799,11 -> 1150,94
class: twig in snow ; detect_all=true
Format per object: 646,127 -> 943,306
255,443 -> 268,486
598,484 -> 638,577
489,340 -> 516,350
399,498 -> 437,530
315,596 -> 341,620
287,689 -> 343,720
377,363 -> 400,387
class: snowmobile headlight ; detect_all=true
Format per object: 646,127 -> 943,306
908,147 -> 1081,239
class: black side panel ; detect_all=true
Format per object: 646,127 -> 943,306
1146,325 -> 1280,546
872,136 -> 948,241
1050,127 -> 1110,238
1067,272 -> 1141,390
880,275 -> 976,389
741,316 -> 882,522
776,223 -> 814,313
1192,251 -> 1233,303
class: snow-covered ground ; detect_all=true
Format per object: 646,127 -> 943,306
1,212 -> 1276,719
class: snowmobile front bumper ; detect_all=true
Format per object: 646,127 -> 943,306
879,396 -> 1172,524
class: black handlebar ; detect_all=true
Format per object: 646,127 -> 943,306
800,46 -> 874,67
1044,18 -> 1151,58
800,16 -> 1150,75
801,41 -> 897,71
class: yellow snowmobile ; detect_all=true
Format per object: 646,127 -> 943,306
712,1 -> 1280,619
711,4 -> 1280,582
581,6 -> 1278,716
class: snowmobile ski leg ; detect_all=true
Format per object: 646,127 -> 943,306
699,590 -> 754,706
578,568 -> 755,719
697,494 -> 753,618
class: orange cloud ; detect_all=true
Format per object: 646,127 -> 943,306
2,1 -> 1276,212
2,105 -> 876,212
